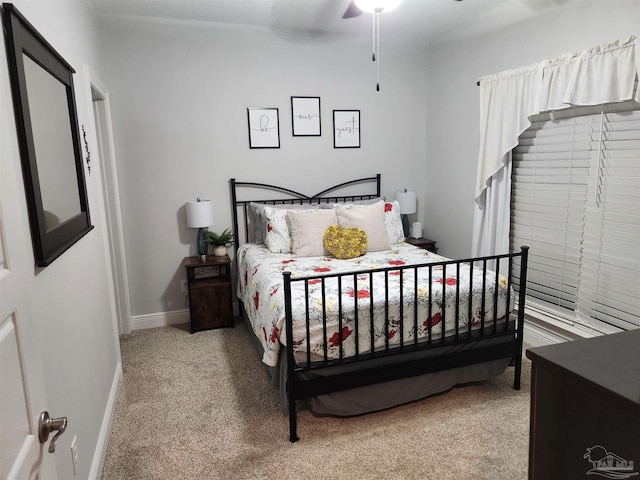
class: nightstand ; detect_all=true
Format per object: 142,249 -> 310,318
184,255 -> 233,333
406,237 -> 438,253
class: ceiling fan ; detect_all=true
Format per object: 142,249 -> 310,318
342,1 -> 364,19
343,0 -> 463,19
341,0 -> 402,19
341,0 -> 463,91
341,0 -> 404,91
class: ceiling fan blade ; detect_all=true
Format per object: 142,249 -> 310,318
342,1 -> 362,19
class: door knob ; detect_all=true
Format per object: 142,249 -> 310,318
38,411 -> 67,453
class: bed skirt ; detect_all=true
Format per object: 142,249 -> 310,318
270,331 -> 511,417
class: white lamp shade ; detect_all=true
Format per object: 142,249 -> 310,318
395,189 -> 416,214
354,0 -> 402,13
185,199 -> 214,228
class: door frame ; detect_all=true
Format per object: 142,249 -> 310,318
83,66 -> 132,335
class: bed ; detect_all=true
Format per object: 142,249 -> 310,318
230,174 -> 529,442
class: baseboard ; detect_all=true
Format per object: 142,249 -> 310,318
89,361 -> 122,480
131,303 -> 240,331
131,309 -> 190,330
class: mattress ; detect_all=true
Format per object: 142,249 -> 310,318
237,242 -> 514,367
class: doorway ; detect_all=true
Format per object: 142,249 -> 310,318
86,68 -> 132,334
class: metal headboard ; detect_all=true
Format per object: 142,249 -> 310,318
229,174 -> 381,257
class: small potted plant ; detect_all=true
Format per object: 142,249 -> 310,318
204,227 -> 234,256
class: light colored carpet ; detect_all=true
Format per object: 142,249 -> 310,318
102,322 -> 531,480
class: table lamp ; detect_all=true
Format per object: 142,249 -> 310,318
395,188 -> 416,237
186,198 -> 214,262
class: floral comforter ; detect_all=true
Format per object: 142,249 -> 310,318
237,243 -> 513,367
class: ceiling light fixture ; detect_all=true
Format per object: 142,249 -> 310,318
354,0 -> 402,91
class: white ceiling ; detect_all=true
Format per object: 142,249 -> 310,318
88,0 -> 579,45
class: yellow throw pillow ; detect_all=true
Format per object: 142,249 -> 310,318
323,225 -> 368,259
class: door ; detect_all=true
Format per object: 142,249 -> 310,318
0,208 -> 57,479
0,45 -> 58,476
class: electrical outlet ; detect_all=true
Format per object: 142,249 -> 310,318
70,435 -> 79,476
180,280 -> 188,293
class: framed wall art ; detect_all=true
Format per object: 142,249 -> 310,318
333,110 -> 360,148
291,96 -> 321,136
3,4 -> 93,266
247,107 -> 280,148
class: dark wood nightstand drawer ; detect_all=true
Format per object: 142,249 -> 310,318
184,255 -> 233,333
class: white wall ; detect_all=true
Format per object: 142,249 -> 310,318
98,17 -> 429,318
0,1 -> 120,478
425,0 -> 640,258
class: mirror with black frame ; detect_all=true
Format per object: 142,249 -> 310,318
2,3 -> 92,267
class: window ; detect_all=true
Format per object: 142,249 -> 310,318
510,102 -> 640,331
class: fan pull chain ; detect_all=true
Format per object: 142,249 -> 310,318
372,10 -> 377,61
371,8 -> 382,91
376,9 -> 381,91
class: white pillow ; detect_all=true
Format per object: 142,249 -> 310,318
287,209 -> 338,257
249,202 -> 319,244
383,200 -> 405,244
335,201 -> 391,252
263,206 -> 292,253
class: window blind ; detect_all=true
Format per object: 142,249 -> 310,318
510,102 -> 640,330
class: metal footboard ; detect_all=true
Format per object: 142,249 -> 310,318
284,246 -> 529,442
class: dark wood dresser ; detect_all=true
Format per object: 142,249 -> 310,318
526,329 -> 640,480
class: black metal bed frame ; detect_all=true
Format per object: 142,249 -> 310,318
230,174 -> 528,442
230,174 -> 382,248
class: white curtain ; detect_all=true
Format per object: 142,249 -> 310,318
471,155 -> 512,257
472,36 -> 640,257
472,67 -> 539,256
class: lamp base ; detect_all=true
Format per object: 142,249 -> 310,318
196,228 -> 208,259
402,214 -> 410,238
199,254 -> 207,263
